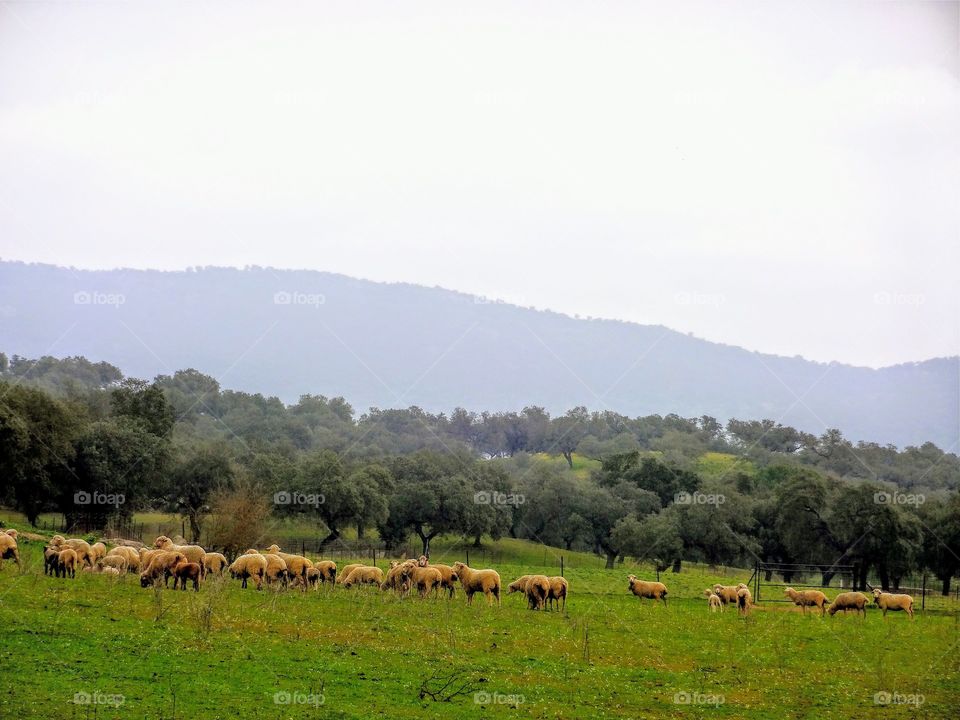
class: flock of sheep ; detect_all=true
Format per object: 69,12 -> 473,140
0,529 -> 915,617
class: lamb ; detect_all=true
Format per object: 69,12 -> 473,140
712,584 -> 740,605
827,592 -> 869,617
784,587 -> 829,616
107,546 -> 141,572
56,548 -> 78,578
736,583 -> 754,607
229,553 -> 267,590
306,567 -> 320,587
139,550 -> 187,588
547,576 -> 568,611
336,564 -> 364,585
63,539 -> 96,567
704,589 -> 724,612
312,560 -> 337,585
627,575 -> 668,605
44,546 -> 60,575
101,567 -> 120,577
172,561 -> 202,591
90,542 -> 107,562
737,587 -> 751,615
381,561 -> 413,594
451,562 -> 501,606
202,552 -> 228,576
342,566 -> 385,588
5,529 -> 18,539
98,555 -> 128,574
872,588 -> 914,619
0,533 -> 20,568
153,536 -> 206,573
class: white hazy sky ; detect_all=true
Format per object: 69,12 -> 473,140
1,0 -> 957,367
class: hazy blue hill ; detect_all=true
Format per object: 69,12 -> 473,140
1,261 -> 956,448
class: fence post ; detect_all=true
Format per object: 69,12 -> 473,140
466,549 -> 469,567
561,556 -> 564,578
921,573 -> 926,612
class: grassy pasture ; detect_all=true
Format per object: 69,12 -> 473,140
1,536 -> 958,719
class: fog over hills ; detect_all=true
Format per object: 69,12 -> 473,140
1,261 -> 956,449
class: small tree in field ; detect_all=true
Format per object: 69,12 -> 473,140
205,480 -> 272,558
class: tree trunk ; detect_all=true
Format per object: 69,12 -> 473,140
604,552 -> 616,569
764,569 -> 773,581
562,451 -> 574,469
821,570 -> 835,587
879,564 -> 890,591
356,522 -> 365,539
942,576 -> 952,596
473,534 -> 482,548
319,528 -> 340,549
189,513 -> 202,544
783,571 -> 794,584
672,559 -> 682,573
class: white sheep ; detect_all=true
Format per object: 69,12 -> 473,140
872,588 -> 914,619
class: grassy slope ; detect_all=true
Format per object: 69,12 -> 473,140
1,538 -> 958,720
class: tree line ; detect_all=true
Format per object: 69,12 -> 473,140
1,353 -> 958,593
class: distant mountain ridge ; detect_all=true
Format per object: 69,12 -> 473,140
0,261 -> 956,448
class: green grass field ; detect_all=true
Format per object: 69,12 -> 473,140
1,534 -> 958,719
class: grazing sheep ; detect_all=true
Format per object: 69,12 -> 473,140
336,564 -> 364,585
342,566 -> 384,588
547,576 -> 568,612
306,567 -> 320,587
402,564 -> 444,598
202,552 -> 228,576
0,533 -> 21,568
229,554 -> 267,590
56,548 -> 78,578
524,575 -> 551,610
704,589 -> 724,612
872,588 -> 914,619
784,587 -> 829,616
138,548 -> 163,573
712,584 -> 740,605
101,567 -> 120,577
63,539 -> 96,567
272,552 -> 312,587
451,562 -> 501,606
827,592 -> 870,617
507,575 -> 532,595
737,587 -> 751,615
153,536 -> 206,573
107,546 -> 141,572
172,561 -> 202,591
139,551 -> 187,588
99,555 -> 128,574
90,542 -> 107,562
627,575 -> 668,605
262,554 -> 289,586
736,583 -> 754,606
312,560 -> 337,585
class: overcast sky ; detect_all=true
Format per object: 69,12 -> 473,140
0,0 -> 957,368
